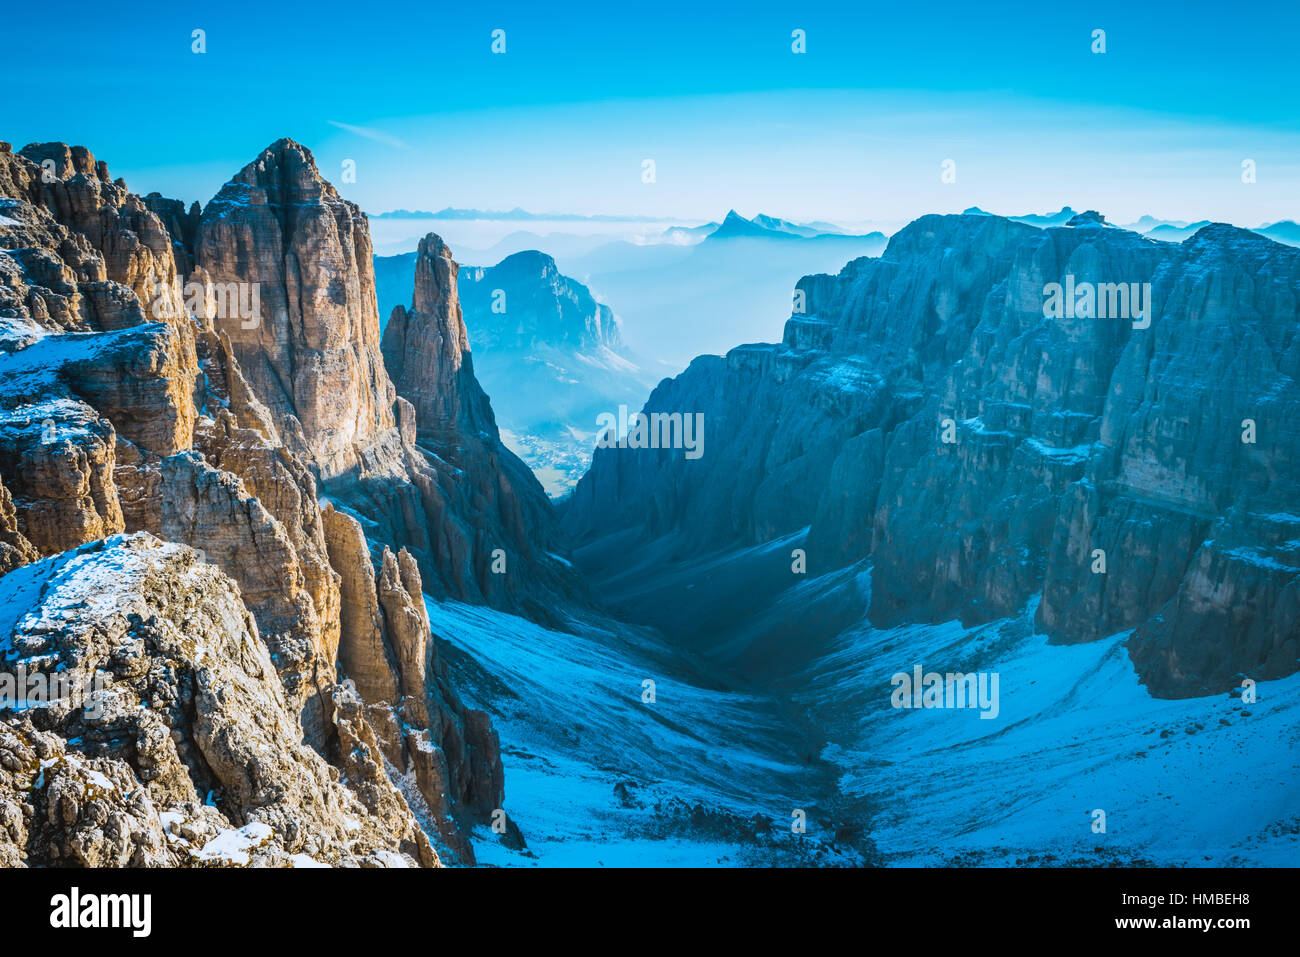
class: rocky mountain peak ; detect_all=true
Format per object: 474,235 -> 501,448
194,139 -> 395,480
410,232 -> 464,333
1064,209 -> 1106,226
383,232 -> 471,437
458,248 -> 622,354
19,142 -> 106,182
222,137 -> 338,204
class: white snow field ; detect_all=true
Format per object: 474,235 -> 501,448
795,590 -> 1300,866
426,597 -> 859,866
427,550 -> 1299,867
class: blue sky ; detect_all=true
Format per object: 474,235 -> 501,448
5,0 -> 1298,225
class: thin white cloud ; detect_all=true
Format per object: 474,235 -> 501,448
327,121 -> 410,149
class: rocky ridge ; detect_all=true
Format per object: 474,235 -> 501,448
564,212 -> 1300,696
450,249 -> 659,497
459,249 -> 624,353
0,137 -> 568,865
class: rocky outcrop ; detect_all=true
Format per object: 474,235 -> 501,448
566,213 -> 1300,697
0,142 -> 199,563
158,450 -> 340,748
0,534 -> 436,867
0,474 -> 36,574
10,143 -> 187,325
452,249 -> 659,496
193,138 -> 397,481
322,505 -> 506,866
380,233 -> 584,618
0,401 -> 124,555
0,138 -> 535,865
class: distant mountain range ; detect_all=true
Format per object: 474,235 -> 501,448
374,248 -> 660,497
675,210 -> 875,243
707,210 -> 831,240
660,221 -> 720,244
381,208 -> 891,370
560,212 -> 889,367
371,207 -> 675,222
1258,220 -> 1300,245
373,207 -> 874,243
966,206 -> 1300,247
964,205 -> 1083,228
1123,214 -> 1188,232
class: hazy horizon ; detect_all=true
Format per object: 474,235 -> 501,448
6,1 -> 1298,229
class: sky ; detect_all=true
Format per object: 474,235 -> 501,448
4,0 -> 1298,227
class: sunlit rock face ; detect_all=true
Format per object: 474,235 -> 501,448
0,138 -> 560,865
193,138 -> 398,481
0,533 -> 440,868
566,213 -> 1300,697
380,232 -> 586,621
451,249 -> 659,497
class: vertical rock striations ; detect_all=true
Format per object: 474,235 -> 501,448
381,232 -> 582,620
565,212 -> 1300,697
0,137 -> 556,864
193,138 -> 396,480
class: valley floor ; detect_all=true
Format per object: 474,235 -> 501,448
434,538 -> 1299,867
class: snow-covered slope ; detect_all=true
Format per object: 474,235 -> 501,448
490,528 -> 1300,867
796,589 -> 1300,866
423,596 -> 867,866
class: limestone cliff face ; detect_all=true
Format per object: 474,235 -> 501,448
0,534 -> 437,867
381,233 -> 582,621
193,138 -> 396,481
565,213 -> 1300,697
321,505 -> 504,864
1038,225 -> 1300,693
191,143 -> 577,621
0,142 -> 337,756
0,138 -> 531,865
459,249 -> 623,353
